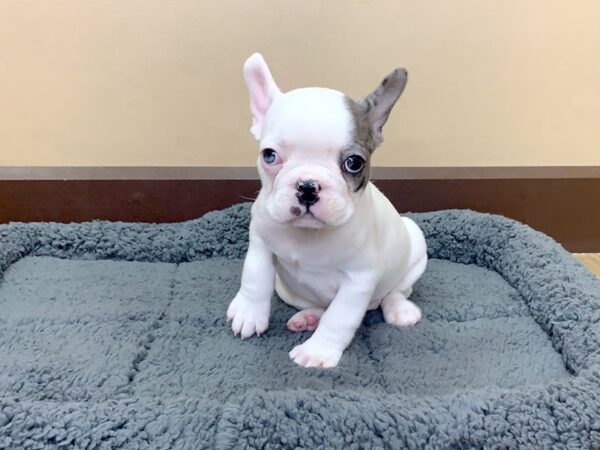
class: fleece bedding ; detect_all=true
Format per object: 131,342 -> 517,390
0,202 -> 599,449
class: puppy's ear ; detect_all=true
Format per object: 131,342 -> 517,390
360,68 -> 407,145
243,53 -> 282,140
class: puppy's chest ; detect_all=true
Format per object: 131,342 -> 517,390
268,237 -> 348,303
271,241 -> 343,279
276,257 -> 340,283
275,255 -> 343,305
263,229 -> 347,265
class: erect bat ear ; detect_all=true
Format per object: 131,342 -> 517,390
359,68 -> 407,145
243,53 -> 282,140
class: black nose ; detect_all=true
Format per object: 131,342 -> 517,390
296,179 -> 320,207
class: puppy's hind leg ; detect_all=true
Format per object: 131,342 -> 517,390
382,254 -> 427,328
394,253 -> 427,295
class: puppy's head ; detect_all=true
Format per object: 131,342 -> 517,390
244,53 -> 407,229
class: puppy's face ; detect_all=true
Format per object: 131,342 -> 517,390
244,53 -> 407,229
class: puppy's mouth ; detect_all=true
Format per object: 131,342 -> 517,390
289,205 -> 326,228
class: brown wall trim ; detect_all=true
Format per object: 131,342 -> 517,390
0,178 -> 598,252
0,166 -> 599,180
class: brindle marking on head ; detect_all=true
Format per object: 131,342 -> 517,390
344,98 -> 379,153
341,96 -> 375,194
340,67 -> 408,194
354,176 -> 366,192
337,135 -> 371,194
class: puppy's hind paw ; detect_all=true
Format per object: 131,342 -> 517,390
381,293 -> 422,328
287,308 -> 324,333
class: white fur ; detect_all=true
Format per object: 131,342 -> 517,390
227,53 -> 428,368
258,88 -> 356,228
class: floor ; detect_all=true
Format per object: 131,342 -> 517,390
574,254 -> 600,277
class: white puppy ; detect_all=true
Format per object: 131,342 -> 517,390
227,53 -> 428,368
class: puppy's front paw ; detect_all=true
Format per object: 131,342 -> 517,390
289,338 -> 343,368
226,293 -> 270,339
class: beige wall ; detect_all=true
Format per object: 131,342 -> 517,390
1,0 -> 599,167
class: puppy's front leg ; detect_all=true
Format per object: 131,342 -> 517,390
289,273 -> 375,368
227,230 -> 274,339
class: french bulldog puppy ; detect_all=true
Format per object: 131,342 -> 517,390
227,53 -> 428,368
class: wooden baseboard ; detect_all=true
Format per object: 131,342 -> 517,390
0,175 -> 598,252
0,166 -> 598,180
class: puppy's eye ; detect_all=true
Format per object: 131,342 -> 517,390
343,155 -> 365,174
262,148 -> 279,165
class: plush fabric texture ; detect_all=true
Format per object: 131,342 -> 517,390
0,202 -> 599,449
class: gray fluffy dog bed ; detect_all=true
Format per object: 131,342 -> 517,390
0,203 -> 599,449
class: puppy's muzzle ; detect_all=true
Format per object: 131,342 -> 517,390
295,179 -> 321,207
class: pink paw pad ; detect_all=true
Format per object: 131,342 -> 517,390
287,310 -> 323,333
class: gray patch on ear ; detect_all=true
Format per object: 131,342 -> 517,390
358,67 -> 408,146
340,68 -> 407,194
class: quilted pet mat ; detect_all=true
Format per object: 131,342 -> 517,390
0,203 -> 599,449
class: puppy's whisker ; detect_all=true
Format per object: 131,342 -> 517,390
239,195 -> 257,201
